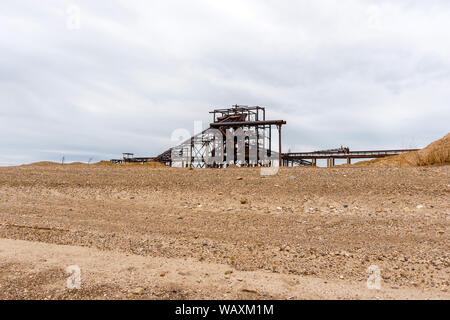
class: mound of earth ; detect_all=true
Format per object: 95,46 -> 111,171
94,160 -> 164,167
23,161 -> 60,166
24,161 -> 89,167
355,133 -> 450,167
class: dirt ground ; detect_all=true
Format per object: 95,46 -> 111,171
0,164 -> 448,299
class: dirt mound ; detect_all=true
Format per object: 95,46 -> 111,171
24,161 -> 61,166
355,133 -> 450,167
94,160 -> 164,167
66,162 -> 88,166
94,160 -> 116,166
142,161 -> 165,167
24,160 -> 165,167
25,161 -> 90,167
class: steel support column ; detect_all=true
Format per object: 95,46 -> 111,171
278,124 -> 282,167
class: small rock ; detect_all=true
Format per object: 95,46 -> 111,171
240,199 -> 248,204
416,204 -> 424,209
343,204 -> 348,208
236,177 -> 243,180
375,208 -> 382,213
241,288 -> 258,294
131,287 -> 144,295
224,270 -> 233,275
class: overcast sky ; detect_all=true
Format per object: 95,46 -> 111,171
1,0 -> 449,165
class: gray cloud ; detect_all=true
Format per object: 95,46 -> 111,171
0,0 -> 449,165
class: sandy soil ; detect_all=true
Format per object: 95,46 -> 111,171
0,164 -> 448,299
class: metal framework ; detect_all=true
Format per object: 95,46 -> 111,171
110,152 -> 156,164
155,105 -> 286,168
282,148 -> 420,167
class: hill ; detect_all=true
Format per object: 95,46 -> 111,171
355,133 -> 450,167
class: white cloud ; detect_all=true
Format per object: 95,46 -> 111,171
0,0 -> 449,164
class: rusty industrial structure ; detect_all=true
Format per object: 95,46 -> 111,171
110,105 -> 418,167
155,105 -> 285,167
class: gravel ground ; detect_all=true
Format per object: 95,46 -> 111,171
0,164 -> 448,299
